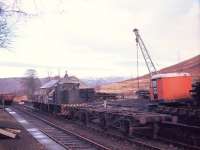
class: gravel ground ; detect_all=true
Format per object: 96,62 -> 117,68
0,108 -> 45,150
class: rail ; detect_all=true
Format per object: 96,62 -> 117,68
17,104 -> 168,150
13,105 -> 111,150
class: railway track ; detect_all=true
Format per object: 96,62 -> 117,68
13,104 -> 173,150
12,106 -> 111,150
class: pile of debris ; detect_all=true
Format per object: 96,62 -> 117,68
0,127 -> 21,139
0,107 -> 21,139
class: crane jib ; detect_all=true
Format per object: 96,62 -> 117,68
133,28 -> 157,77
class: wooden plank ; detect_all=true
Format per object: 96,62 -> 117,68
5,128 -> 21,134
0,128 -> 17,138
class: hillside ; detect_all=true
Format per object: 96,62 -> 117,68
0,77 -> 42,95
0,78 -> 24,94
97,55 -> 200,96
82,77 -> 127,87
0,76 -> 88,94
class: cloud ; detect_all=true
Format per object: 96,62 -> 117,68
0,0 -> 199,78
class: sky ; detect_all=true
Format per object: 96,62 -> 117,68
0,0 -> 199,78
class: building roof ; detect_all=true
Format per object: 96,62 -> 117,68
59,76 -> 91,89
40,75 -> 92,89
151,72 -> 191,79
40,79 -> 59,89
59,76 -> 80,84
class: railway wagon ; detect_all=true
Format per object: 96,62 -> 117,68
0,93 -> 15,105
150,72 -> 192,101
33,74 -> 95,113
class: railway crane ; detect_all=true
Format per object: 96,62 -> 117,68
133,28 -> 157,100
133,28 -> 192,102
133,28 -> 157,99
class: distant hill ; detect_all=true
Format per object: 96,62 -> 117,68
0,55 -> 199,95
0,77 -> 42,95
97,55 -> 200,96
81,77 -> 128,87
0,78 -> 24,94
0,76 -> 89,94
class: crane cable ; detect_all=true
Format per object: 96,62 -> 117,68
136,41 -> 140,90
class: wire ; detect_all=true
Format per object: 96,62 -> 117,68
136,41 -> 139,89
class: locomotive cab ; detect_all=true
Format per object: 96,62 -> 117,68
150,73 -> 192,102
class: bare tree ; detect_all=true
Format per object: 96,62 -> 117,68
22,69 -> 41,100
0,2 -> 11,48
0,0 -> 28,48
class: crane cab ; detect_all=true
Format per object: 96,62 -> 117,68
150,73 -> 192,102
